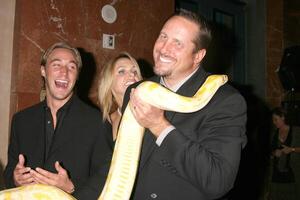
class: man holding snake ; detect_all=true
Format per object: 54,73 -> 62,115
124,8 -> 247,200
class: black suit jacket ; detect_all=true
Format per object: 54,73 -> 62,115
4,95 -> 112,200
123,67 -> 247,200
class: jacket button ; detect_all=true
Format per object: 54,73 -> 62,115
150,193 -> 158,198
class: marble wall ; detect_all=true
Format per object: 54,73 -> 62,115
284,0 -> 300,47
0,0 -> 174,180
266,0 -> 284,107
12,0 -> 174,112
266,0 -> 300,107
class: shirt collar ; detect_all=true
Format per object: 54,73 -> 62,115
160,67 -> 199,92
43,95 -> 74,114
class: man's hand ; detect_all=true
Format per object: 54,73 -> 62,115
30,161 -> 75,194
13,154 -> 34,186
130,88 -> 170,137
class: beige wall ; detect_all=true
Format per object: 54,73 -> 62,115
0,0 -> 16,188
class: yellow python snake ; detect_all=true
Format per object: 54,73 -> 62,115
0,75 -> 227,200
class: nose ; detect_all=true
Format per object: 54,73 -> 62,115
59,65 -> 68,75
159,40 -> 170,54
129,71 -> 135,77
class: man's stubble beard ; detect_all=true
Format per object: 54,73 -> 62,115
153,66 -> 172,78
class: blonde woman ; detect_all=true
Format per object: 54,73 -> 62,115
98,52 -> 142,145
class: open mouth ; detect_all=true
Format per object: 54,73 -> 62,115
125,81 -> 136,86
159,54 -> 173,63
55,80 -> 68,89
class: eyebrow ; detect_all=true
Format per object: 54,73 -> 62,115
117,65 -> 137,69
49,58 -> 78,65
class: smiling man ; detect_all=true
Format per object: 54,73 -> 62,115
124,9 -> 247,199
4,42 -> 112,199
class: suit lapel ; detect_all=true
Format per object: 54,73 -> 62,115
176,67 -> 208,97
139,67 -> 208,169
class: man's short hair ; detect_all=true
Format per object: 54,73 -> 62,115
40,42 -> 82,70
172,9 -> 212,52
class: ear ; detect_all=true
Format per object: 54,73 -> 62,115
193,49 -> 206,65
41,65 -> 46,78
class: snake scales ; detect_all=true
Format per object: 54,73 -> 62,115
0,74 -> 227,200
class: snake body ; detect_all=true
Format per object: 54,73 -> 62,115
0,184 -> 75,200
99,74 -> 228,200
0,74 -> 227,200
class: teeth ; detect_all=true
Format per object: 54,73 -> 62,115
56,80 -> 68,84
159,55 -> 172,63
55,80 -> 68,88
125,81 -> 135,86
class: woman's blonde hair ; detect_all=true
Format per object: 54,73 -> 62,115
98,52 -> 142,121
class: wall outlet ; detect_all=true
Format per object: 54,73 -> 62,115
102,33 -> 115,49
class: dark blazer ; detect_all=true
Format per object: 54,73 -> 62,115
123,67 -> 247,200
4,95 -> 112,200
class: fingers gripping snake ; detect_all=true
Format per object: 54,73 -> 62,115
0,75 -> 227,200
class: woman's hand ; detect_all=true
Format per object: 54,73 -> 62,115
281,145 -> 294,154
274,149 -> 282,157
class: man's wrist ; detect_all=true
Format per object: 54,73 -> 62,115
156,125 -> 175,146
150,120 -> 171,137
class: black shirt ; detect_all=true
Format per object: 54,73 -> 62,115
43,96 -> 73,160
